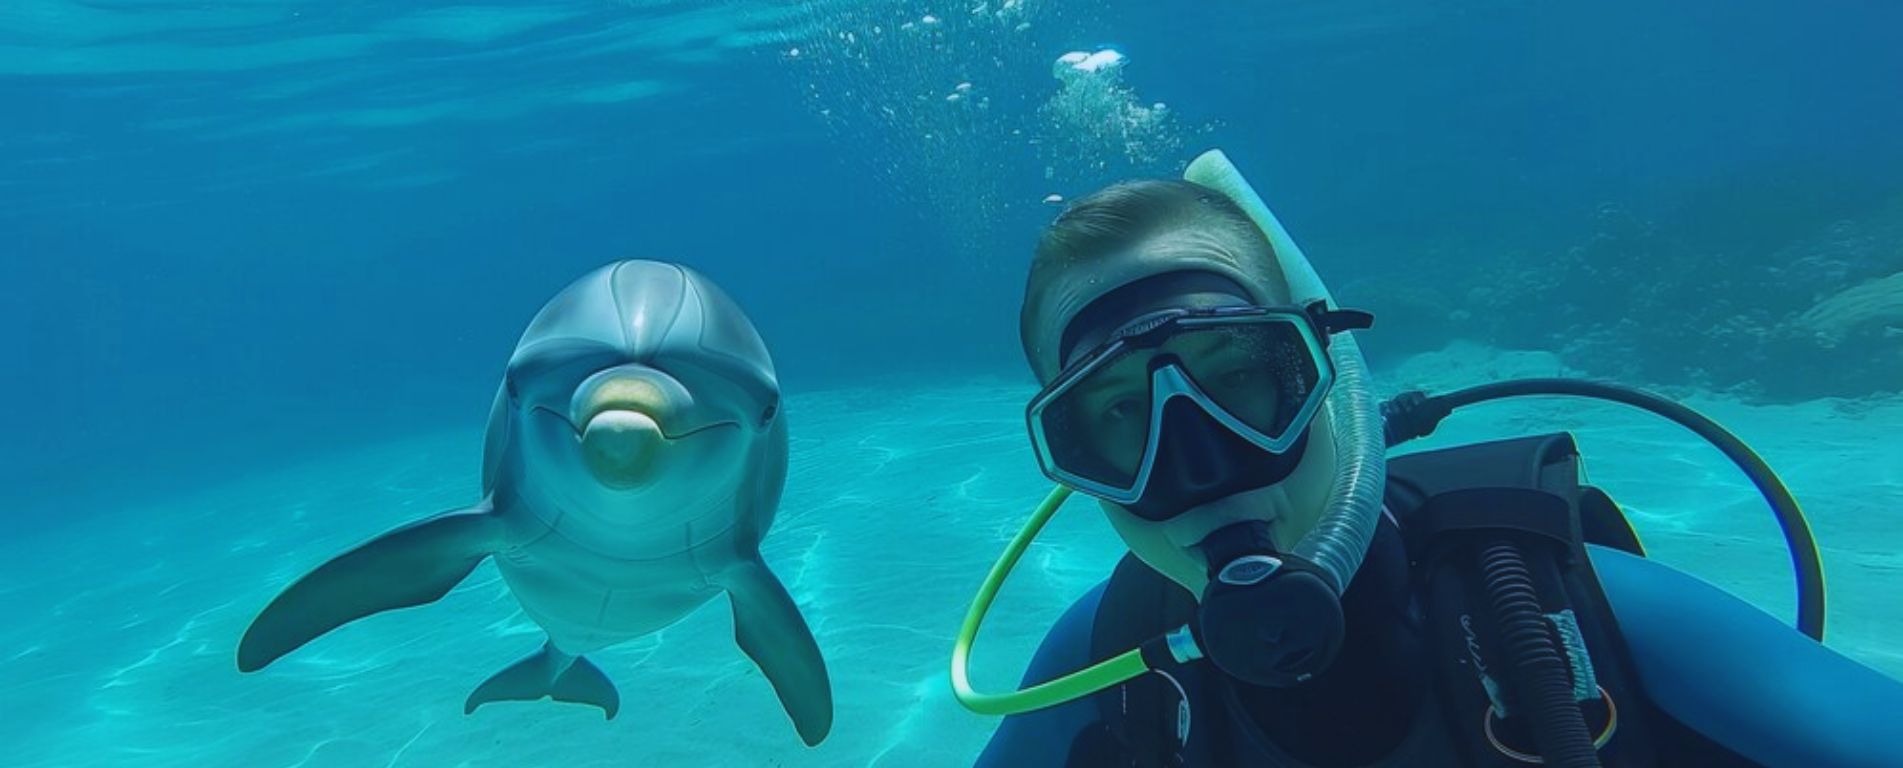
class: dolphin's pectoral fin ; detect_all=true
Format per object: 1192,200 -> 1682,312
465,642 -> 620,719
237,502 -> 502,673
722,556 -> 833,746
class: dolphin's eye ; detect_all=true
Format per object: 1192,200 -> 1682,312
760,400 -> 779,427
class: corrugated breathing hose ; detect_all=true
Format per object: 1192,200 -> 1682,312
1479,539 -> 1601,768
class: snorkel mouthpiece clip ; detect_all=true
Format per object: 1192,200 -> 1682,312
1304,300 -> 1375,344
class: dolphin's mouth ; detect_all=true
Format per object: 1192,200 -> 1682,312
530,405 -> 739,440
529,405 -> 742,491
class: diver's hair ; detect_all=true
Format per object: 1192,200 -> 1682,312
1033,178 -> 1274,274
1020,178 -> 1290,381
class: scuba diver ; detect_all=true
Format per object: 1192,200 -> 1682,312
953,150 -> 1903,767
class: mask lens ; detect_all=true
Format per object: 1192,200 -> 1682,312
1032,313 -> 1328,498
1036,345 -> 1152,492
1169,319 -> 1321,444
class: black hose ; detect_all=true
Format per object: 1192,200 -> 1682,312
1383,378 -> 1826,642
1479,539 -> 1602,768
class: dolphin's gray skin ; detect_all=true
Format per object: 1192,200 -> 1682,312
237,260 -> 832,746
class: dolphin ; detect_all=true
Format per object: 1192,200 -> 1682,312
237,259 -> 832,746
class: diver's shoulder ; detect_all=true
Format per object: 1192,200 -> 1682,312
1593,546 -> 1903,768
975,581 -> 1116,767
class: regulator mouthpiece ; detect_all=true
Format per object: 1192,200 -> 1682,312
1194,522 -> 1345,687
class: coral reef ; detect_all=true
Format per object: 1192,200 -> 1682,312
1794,269 -> 1903,346
1358,195 -> 1903,400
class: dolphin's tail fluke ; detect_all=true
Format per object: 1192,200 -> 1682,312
237,501 -> 503,673
464,641 -> 620,718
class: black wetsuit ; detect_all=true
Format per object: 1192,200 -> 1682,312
977,435 -> 1903,767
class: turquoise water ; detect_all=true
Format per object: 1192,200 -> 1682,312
5,1 -> 1902,765
4,348 -> 1900,766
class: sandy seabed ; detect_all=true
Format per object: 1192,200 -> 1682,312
3,345 -> 1897,767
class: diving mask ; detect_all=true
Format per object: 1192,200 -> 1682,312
948,303 -> 1374,718
1027,301 -> 1372,518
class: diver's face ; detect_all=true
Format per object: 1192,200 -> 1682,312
1048,235 -> 1334,596
1055,282 -> 1321,513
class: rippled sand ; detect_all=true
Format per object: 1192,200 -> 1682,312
3,347 -> 1897,767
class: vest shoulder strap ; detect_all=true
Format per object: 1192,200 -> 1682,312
1387,432 -> 1643,556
